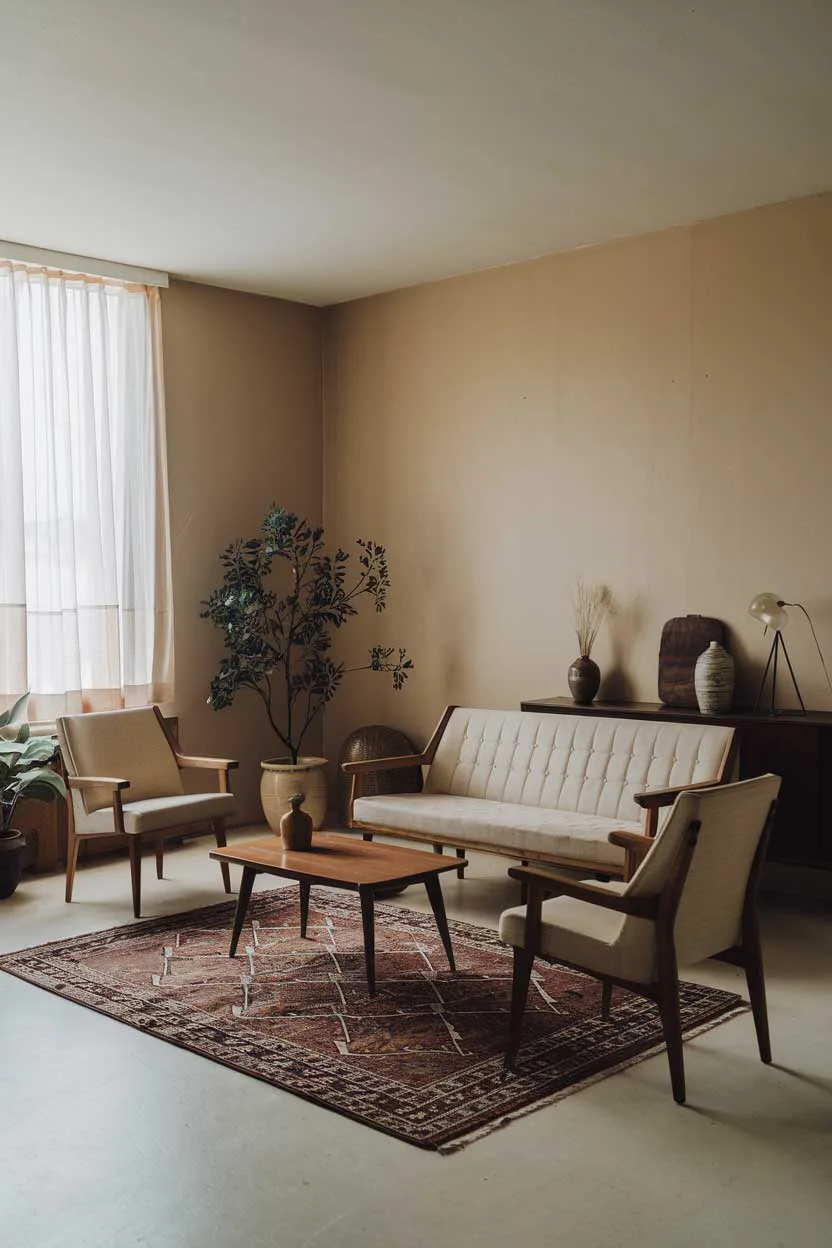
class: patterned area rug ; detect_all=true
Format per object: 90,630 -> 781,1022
1,888 -> 744,1151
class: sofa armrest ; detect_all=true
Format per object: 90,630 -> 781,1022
341,753 -> 426,776
608,829 -> 654,881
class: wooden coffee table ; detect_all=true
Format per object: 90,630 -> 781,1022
209,834 -> 468,995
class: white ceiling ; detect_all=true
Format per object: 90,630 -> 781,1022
2,1 -> 832,306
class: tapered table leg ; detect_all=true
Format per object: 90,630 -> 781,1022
229,866 -> 256,957
299,880 -> 311,938
425,874 -> 456,971
359,886 -> 376,996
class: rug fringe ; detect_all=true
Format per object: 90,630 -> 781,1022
436,1005 -> 749,1154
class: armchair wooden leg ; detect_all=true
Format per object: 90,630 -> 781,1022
657,975 -> 686,1104
65,828 -> 81,903
743,921 -> 772,1064
362,832 -> 374,842
455,847 -> 466,879
519,862 -> 529,907
601,981 -> 612,1020
505,946 -> 535,1071
128,838 -> 142,919
213,819 -> 232,894
155,845 -> 164,880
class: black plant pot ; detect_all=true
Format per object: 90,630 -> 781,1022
0,831 -> 26,899
568,655 -> 601,705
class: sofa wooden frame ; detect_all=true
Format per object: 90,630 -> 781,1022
342,705 -> 738,880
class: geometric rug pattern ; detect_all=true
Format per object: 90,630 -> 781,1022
0,887 -> 744,1151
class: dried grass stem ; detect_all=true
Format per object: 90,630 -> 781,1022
571,581 -> 615,657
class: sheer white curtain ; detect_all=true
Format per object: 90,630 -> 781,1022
0,260 -> 173,719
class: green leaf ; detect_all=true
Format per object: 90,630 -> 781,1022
8,767 -> 66,802
0,692 -> 29,729
20,736 -> 59,765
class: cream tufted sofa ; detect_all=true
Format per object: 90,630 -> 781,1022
343,706 -> 736,877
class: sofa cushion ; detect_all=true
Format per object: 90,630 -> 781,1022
424,708 -> 734,824
352,793 -> 636,867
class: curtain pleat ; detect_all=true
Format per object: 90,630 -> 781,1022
0,261 -> 174,718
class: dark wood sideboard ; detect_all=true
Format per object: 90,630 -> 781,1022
520,698 -> 832,870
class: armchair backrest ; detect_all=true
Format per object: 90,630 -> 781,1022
628,774 -> 780,965
57,707 -> 184,813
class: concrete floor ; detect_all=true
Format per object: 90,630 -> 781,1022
1,829 -> 831,1248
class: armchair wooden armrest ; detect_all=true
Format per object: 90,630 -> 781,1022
175,754 -> 239,771
507,864 -> 658,919
608,829 -> 654,881
175,754 -> 238,794
341,753 -> 426,776
67,775 -> 131,792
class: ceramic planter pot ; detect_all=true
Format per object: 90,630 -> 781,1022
568,655 -> 601,705
0,831 -> 26,900
694,641 -> 735,715
260,758 -> 328,832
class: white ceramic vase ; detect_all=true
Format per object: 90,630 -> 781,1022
694,642 -> 734,715
260,758 -> 328,832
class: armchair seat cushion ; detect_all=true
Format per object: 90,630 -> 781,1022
499,883 -> 656,982
85,792 -> 236,837
352,793 -> 638,867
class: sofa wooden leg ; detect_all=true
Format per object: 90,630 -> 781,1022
155,845 -> 164,880
455,847 -> 466,879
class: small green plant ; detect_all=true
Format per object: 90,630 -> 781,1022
0,694 -> 67,837
201,507 -> 413,764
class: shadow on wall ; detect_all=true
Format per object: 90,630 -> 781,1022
600,596 -> 647,702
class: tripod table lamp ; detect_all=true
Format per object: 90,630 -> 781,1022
747,593 -> 831,715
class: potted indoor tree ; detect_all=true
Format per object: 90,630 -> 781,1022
202,506 -> 413,830
0,694 -> 67,899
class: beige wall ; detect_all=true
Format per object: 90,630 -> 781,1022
322,192 -> 832,762
162,279 -> 322,821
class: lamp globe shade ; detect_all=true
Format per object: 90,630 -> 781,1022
748,592 -> 788,630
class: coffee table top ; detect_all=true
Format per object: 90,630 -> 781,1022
210,833 -> 467,889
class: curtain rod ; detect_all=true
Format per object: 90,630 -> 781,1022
0,240 -> 169,288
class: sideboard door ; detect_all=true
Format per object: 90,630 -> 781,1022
740,724 -> 820,865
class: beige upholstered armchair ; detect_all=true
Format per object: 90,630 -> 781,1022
56,706 -> 238,918
499,774 -> 781,1103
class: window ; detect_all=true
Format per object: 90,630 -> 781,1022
0,259 -> 173,718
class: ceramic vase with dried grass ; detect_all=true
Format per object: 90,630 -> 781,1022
568,581 -> 615,705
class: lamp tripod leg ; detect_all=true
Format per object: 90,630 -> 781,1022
754,635 -> 777,714
778,634 -> 807,714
